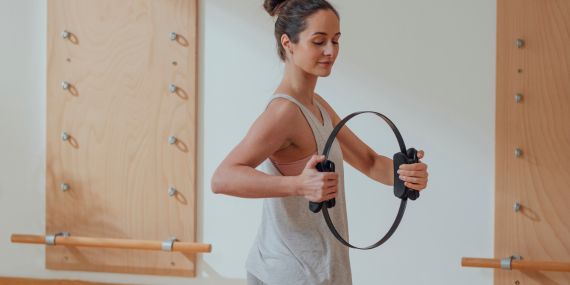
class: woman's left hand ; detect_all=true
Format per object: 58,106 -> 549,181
397,150 -> 428,191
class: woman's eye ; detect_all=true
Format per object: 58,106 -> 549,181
313,41 -> 339,46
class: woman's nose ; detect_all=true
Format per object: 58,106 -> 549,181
323,43 -> 334,56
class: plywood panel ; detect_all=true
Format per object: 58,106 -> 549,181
495,0 -> 570,284
46,0 -> 199,276
0,277 -> 125,285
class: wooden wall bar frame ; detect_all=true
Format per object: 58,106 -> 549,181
46,0 -> 199,276
494,0 -> 570,284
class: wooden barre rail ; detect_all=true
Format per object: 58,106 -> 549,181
11,234 -> 212,253
462,257 -> 570,272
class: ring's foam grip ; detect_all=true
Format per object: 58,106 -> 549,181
310,160 -> 336,213
393,148 -> 420,200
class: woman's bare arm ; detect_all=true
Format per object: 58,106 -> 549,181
212,96 -> 343,201
211,99 -> 303,198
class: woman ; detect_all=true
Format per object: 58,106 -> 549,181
211,0 -> 429,284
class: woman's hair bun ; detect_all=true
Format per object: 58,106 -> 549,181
263,0 -> 289,17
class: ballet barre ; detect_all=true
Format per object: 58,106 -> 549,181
11,233 -> 212,253
462,257 -> 570,272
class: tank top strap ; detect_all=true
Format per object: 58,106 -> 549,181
266,93 -> 329,129
314,99 -> 332,129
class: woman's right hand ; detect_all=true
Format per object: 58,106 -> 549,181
296,155 -> 338,202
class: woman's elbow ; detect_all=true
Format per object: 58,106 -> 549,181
211,168 -> 228,194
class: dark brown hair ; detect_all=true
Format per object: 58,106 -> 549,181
263,0 -> 339,61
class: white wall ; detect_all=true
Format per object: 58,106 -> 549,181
0,0 -> 495,284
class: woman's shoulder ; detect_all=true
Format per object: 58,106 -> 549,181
266,96 -> 302,114
262,96 -> 305,128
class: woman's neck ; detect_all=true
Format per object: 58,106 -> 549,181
276,62 -> 318,106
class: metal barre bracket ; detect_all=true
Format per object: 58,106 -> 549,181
161,236 -> 178,252
500,255 -> 523,270
45,232 -> 71,246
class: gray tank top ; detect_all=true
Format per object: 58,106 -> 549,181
245,93 -> 352,285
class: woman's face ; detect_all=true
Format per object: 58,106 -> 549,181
285,9 -> 341,77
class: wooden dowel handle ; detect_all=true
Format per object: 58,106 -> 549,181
11,234 -> 45,244
11,234 -> 212,253
462,257 -> 570,272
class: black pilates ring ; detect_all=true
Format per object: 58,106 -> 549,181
310,111 -> 420,250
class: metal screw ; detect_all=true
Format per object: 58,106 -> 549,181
515,94 -> 523,103
61,183 -> 70,192
61,81 -> 70,90
168,136 -> 177,145
61,132 -> 70,141
168,187 -> 177,197
514,202 -> 521,212
515,38 -> 525,49
515,148 -> 523,158
169,84 -> 177,93
61,30 -> 70,39
170,32 -> 178,41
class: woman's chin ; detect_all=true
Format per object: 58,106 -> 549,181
305,66 -> 333,77
318,70 -> 332,77
313,67 -> 333,77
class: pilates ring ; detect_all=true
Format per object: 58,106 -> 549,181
310,111 -> 420,250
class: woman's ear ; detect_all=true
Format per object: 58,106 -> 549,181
280,34 -> 293,55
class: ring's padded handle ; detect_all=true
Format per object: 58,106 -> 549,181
309,201 -> 323,213
393,148 -> 420,200
309,160 -> 336,213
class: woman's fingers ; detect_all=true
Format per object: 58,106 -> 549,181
405,181 -> 426,191
399,175 -> 427,184
324,178 -> 338,186
417,150 -> 425,159
399,162 -> 427,171
324,172 -> 338,180
325,184 -> 337,194
399,173 -> 428,191
397,169 -> 429,178
323,191 -> 337,201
